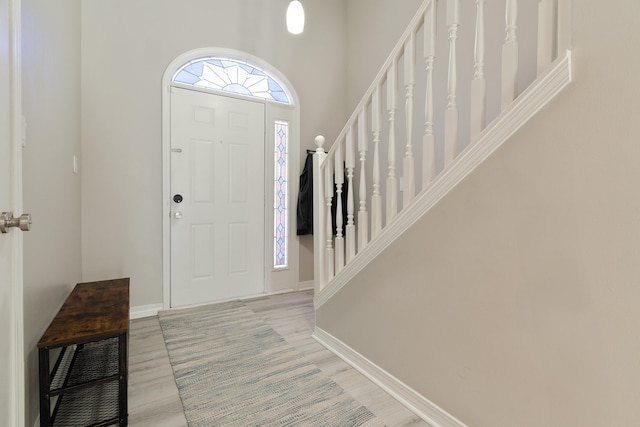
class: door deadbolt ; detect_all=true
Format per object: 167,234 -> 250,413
173,194 -> 183,204
1,212 -> 32,233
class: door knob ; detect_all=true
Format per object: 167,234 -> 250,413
1,212 -> 32,233
173,211 -> 182,219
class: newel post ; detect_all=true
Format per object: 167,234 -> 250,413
313,135 -> 327,293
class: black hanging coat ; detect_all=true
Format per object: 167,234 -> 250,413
296,152 -> 314,235
296,151 -> 348,236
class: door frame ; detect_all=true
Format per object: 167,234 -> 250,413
161,48 -> 300,309
3,0 -> 25,424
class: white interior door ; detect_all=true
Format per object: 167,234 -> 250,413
170,87 -> 266,307
1,0 -> 23,424
0,18 -> 13,423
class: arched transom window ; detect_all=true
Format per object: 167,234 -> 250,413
172,57 -> 292,105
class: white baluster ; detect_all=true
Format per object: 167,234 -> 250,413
470,0 -> 487,142
313,136 -> 327,291
371,85 -> 383,238
334,144 -> 345,272
387,59 -> 398,221
403,32 -> 416,206
357,109 -> 369,252
501,0 -> 519,110
345,128 -> 356,263
324,159 -> 334,280
537,0 -> 556,76
423,0 -> 437,186
556,0 -> 570,55
444,0 -> 460,166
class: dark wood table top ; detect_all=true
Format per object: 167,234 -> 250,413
37,278 -> 130,349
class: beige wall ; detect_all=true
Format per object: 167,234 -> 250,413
317,1 -> 640,426
80,0 -> 348,305
346,0 -> 422,111
79,0 -> 435,299
21,0 -> 82,424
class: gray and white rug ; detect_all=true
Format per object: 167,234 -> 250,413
159,300 -> 384,426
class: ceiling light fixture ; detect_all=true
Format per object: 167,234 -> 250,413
286,0 -> 305,35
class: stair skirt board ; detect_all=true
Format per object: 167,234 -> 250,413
314,51 -> 572,310
312,327 -> 467,427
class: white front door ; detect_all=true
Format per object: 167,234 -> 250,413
0,0 -> 23,425
170,87 -> 266,307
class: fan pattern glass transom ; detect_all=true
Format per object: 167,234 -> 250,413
172,57 -> 291,104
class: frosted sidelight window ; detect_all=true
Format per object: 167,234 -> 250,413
274,121 -> 289,269
172,57 -> 291,104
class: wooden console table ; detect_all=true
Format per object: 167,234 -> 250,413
38,278 -> 130,427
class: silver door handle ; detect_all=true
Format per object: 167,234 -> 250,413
173,211 -> 182,219
1,212 -> 32,233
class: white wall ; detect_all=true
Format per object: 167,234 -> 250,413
80,0 -> 348,306
317,1 -> 640,425
21,0 -> 82,423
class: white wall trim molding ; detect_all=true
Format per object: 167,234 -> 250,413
314,51 -> 572,309
313,327 -> 467,427
130,303 -> 164,320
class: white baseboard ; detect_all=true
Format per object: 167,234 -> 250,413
298,280 -> 314,291
130,303 -> 163,319
312,326 -> 467,427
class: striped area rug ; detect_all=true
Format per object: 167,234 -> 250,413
158,300 -> 384,426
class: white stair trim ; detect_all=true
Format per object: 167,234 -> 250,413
314,50 -> 572,309
313,326 -> 467,427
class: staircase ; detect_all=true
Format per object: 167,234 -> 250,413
313,0 -> 571,427
312,0 -> 571,309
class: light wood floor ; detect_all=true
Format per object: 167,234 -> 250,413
128,290 -> 430,427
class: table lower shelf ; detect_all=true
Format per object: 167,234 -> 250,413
47,338 -> 123,426
53,381 -> 120,427
51,338 -> 119,391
